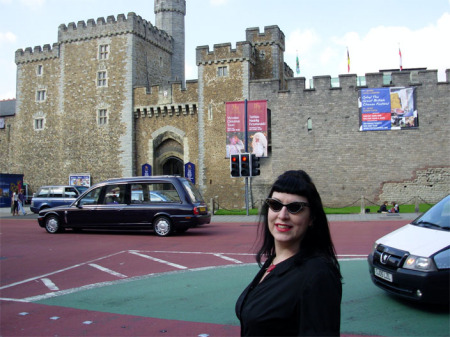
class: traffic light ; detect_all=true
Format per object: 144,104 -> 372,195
230,154 -> 240,177
240,153 -> 250,177
251,154 -> 260,176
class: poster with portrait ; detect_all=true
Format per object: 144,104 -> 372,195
225,100 -> 268,157
69,173 -> 91,187
359,87 -> 418,131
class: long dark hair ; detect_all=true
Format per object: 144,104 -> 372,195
256,170 -> 341,279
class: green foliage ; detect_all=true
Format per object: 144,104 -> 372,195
214,204 -> 433,215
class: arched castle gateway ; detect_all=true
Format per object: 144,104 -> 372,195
2,0 -> 449,209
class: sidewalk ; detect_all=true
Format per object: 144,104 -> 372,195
211,212 -> 419,223
0,205 -> 419,222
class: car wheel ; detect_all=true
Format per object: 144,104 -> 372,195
153,216 -> 172,237
45,215 -> 62,234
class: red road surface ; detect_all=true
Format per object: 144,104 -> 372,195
1,218 -> 409,336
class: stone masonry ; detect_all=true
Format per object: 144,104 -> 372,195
2,1 -> 449,210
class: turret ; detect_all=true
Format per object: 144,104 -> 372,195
155,0 -> 186,85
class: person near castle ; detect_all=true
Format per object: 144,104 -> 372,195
12,189 -> 19,216
389,202 -> 399,213
378,201 -> 388,213
18,189 -> 27,215
235,170 -> 342,336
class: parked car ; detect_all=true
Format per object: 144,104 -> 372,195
30,185 -> 87,213
368,194 -> 450,304
37,176 -> 211,236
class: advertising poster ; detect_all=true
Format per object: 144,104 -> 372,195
69,173 -> 91,187
225,100 -> 268,157
359,87 -> 418,131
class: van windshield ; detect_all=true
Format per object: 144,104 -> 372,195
412,195 -> 450,231
181,179 -> 204,203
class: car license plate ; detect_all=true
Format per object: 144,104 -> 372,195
199,207 -> 206,212
374,268 -> 393,282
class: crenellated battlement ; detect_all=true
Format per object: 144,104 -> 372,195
15,43 -> 60,64
280,69 -> 449,93
16,12 -> 174,65
133,79 -> 198,119
58,12 -> 173,52
196,41 -> 255,65
246,25 -> 285,51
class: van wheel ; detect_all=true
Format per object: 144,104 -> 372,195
153,216 -> 172,237
45,215 -> 63,234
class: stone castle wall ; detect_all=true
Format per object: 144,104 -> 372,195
245,70 -> 449,208
3,7 -> 448,209
6,12 -> 175,195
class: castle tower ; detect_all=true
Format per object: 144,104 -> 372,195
155,0 -> 186,85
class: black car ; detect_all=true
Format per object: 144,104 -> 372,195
37,176 -> 211,236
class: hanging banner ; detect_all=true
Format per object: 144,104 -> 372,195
359,87 -> 418,131
185,162 -> 195,184
142,163 -> 151,176
225,100 -> 268,157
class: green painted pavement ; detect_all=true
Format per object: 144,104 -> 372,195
36,261 -> 449,336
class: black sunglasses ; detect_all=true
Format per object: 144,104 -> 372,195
265,198 -> 310,214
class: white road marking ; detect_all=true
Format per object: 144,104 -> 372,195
213,253 -> 243,264
0,250 -> 128,290
41,278 -> 59,291
129,251 -> 187,269
0,250 -> 368,303
88,264 -> 127,278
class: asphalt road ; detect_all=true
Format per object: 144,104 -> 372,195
1,212 -> 448,337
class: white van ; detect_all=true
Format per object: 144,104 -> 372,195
368,194 -> 450,304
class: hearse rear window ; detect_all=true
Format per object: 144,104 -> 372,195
131,183 -> 181,204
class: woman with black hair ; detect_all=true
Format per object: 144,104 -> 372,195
235,170 -> 342,336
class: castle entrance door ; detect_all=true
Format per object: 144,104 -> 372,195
162,157 -> 184,176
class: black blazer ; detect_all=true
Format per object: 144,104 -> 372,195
235,254 -> 342,336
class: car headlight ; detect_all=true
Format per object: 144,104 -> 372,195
403,255 -> 437,271
371,243 -> 379,254
433,249 -> 450,270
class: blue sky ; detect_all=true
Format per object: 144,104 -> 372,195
1,0 -> 449,99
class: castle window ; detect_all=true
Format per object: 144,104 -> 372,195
218,66 -> 228,77
37,65 -> 43,76
99,44 -> 109,60
98,109 -> 108,125
259,51 -> 266,60
33,112 -> 45,131
97,71 -> 108,87
208,104 -> 213,120
36,90 -> 46,102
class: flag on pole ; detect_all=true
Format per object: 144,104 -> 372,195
296,51 -> 300,75
399,47 -> 403,71
347,47 -> 350,73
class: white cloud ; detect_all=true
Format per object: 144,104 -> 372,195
0,32 -> 17,44
285,29 -> 320,55
284,12 -> 449,81
210,0 -> 228,6
185,62 -> 196,80
19,0 -> 45,10
0,60 -> 16,100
